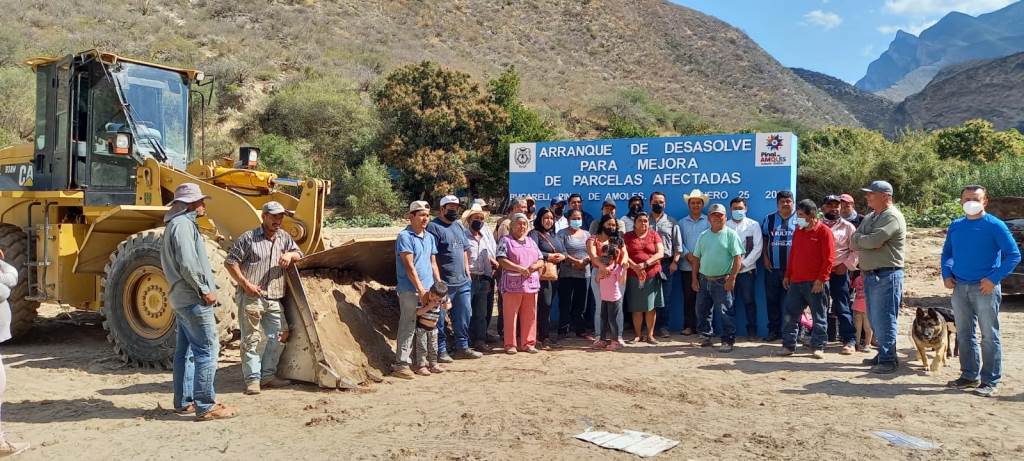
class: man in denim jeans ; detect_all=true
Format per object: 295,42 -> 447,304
851,180 -> 907,374
392,200 -> 441,379
225,201 -> 303,395
780,200 -> 835,359
941,185 -> 1021,397
692,204 -> 745,353
160,183 -> 238,421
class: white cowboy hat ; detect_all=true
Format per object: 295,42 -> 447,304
683,188 -> 709,206
461,204 -> 488,223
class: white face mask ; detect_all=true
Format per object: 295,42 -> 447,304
962,200 -> 984,216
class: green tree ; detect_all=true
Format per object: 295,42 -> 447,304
373,61 -> 506,197
253,134 -> 314,179
479,66 -> 559,197
932,119 -> 1024,162
336,156 -> 402,216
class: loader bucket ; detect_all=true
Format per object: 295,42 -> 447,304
276,237 -> 398,389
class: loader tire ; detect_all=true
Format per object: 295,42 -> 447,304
101,228 -> 239,368
0,223 -> 41,338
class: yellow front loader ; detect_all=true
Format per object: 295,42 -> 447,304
0,50 -> 392,388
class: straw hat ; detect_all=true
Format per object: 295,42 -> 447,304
461,204 -> 488,223
683,188 -> 709,206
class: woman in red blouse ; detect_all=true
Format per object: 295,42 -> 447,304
624,212 -> 665,344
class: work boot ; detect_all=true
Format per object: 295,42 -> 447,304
453,348 -> 483,359
871,362 -> 898,374
261,377 -> 292,388
946,377 -> 980,389
390,367 -> 415,380
0,440 -> 30,457
437,353 -> 455,364
656,328 -> 670,339
244,381 -> 261,395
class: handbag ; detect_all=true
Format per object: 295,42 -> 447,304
538,232 -> 560,281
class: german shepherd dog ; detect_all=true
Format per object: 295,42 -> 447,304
912,307 -> 957,372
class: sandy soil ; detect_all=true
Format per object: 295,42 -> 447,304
3,228 -> 1024,460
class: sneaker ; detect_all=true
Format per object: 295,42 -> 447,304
0,440 -> 29,456
391,367 -> 415,380
524,346 -> 540,354
437,353 -> 455,364
244,381 -> 261,395
413,367 -> 431,376
453,348 -> 483,359
840,344 -> 855,355
947,378 -> 981,389
606,341 -> 623,351
862,355 -> 879,366
592,340 -> 608,349
718,343 -> 734,353
779,347 -> 795,356
505,347 -> 517,355
871,362 -> 898,374
428,364 -> 445,374
973,384 -> 997,397
260,377 -> 291,388
699,336 -> 714,348
812,349 -> 825,359
472,341 -> 490,353
657,328 -> 670,338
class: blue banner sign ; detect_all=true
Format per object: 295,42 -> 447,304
508,132 -> 797,221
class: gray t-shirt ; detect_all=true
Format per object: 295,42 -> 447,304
557,228 -> 591,278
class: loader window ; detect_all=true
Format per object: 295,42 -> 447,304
88,78 -> 133,188
34,67 -> 51,152
113,63 -> 190,169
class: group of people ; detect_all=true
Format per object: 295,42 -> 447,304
390,181 -> 1020,398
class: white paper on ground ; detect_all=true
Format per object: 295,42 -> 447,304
873,430 -> 941,449
575,429 -> 680,457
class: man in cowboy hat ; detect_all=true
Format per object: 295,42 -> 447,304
160,183 -> 238,421
463,204 -> 498,352
679,188 -> 710,335
225,201 -> 303,394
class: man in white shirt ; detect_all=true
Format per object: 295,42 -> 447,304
726,197 -> 763,338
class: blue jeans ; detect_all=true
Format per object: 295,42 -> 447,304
764,268 -> 787,336
865,268 -> 903,364
781,281 -> 828,350
696,276 -> 736,344
829,272 -> 856,346
172,302 -> 219,415
952,282 -> 1003,386
238,295 -> 286,384
438,281 -> 472,353
735,270 -> 756,336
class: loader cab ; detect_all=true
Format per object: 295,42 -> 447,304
29,52 -> 195,205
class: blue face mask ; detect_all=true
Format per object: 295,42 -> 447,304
569,219 -> 583,229
793,216 -> 809,229
731,210 -> 745,221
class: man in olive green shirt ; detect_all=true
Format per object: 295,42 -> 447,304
850,180 -> 907,374
692,204 -> 745,352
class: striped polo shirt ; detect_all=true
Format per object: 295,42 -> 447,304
225,226 -> 302,300
761,212 -> 796,270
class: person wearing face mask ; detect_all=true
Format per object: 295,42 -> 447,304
839,194 -> 863,227
525,197 -> 538,222
649,191 -> 682,338
725,197 -> 763,339
680,189 -> 711,336
463,204 -> 498,353
622,195 -> 645,233
550,198 -> 569,233
761,190 -> 796,343
567,193 -> 595,230
556,209 -> 592,340
821,195 -> 860,355
850,180 -> 906,374
780,199 -> 835,359
427,195 -> 483,362
941,185 -> 1021,397
528,207 -> 566,349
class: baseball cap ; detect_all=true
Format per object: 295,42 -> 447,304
550,198 -> 566,207
824,195 -> 842,204
839,194 -> 855,203
439,195 -> 461,207
262,201 -> 294,216
708,203 -> 727,215
861,180 -> 894,195
602,198 -> 617,208
408,200 -> 430,213
169,183 -> 210,205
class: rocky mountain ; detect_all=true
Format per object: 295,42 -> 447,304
856,1 -> 1024,101
0,0 -> 857,133
891,51 -> 1024,132
791,68 -> 895,132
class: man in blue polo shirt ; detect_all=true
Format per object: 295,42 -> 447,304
427,195 -> 483,361
941,185 -> 1021,397
392,200 -> 441,379
761,190 -> 796,342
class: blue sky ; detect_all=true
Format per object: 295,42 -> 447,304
670,0 -> 1018,84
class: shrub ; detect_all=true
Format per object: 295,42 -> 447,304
252,134 -> 314,179
0,67 -> 35,141
939,156 -> 1024,200
902,200 -> 962,228
594,88 -> 717,138
335,156 -> 402,216
933,119 -> 1024,162
324,213 -> 396,228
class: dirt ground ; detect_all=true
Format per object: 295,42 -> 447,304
4,228 -> 1024,460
